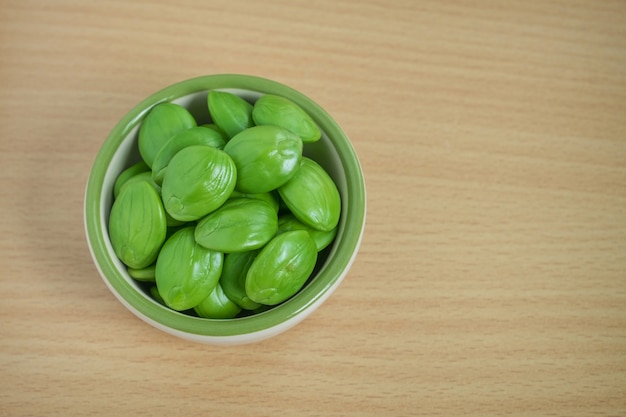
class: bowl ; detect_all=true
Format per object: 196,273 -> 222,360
84,74 -> 366,345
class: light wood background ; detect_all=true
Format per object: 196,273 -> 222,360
1,1 -> 625,415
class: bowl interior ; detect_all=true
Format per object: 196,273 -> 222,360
85,75 -> 366,337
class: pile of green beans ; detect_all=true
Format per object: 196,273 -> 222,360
108,91 -> 341,319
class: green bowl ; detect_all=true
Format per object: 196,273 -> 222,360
84,74 -> 366,344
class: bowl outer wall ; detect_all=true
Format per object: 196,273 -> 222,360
84,74 -> 366,342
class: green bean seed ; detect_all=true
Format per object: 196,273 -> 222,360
245,230 -> 317,305
109,181 -> 167,269
113,160 -> 149,199
278,157 -> 341,232
195,198 -> 278,253
207,90 -> 254,139
138,102 -> 197,168
229,190 -> 280,213
202,123 -> 229,140
152,126 -> 226,184
277,213 -> 338,252
220,251 -> 261,310
194,282 -> 242,319
155,227 -> 223,311
115,170 -> 186,228
127,264 -> 156,282
117,171 -> 160,194
223,125 -> 302,193
161,145 -> 237,221
149,286 -> 166,306
252,94 -> 321,143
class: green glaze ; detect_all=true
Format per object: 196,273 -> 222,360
277,213 -> 337,252
195,198 -> 278,253
245,230 -> 317,305
161,145 -> 237,221
220,251 -> 261,310
223,125 -> 302,194
194,282 -> 242,319
113,161 -> 149,199
152,126 -> 226,184
207,90 -> 254,139
138,102 -> 197,168
155,227 -> 223,311
108,181 -> 167,269
252,94 -> 321,143
278,157 -> 341,232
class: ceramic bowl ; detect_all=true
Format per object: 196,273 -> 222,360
84,74 -> 366,345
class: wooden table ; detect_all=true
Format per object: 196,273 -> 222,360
2,1 -> 625,415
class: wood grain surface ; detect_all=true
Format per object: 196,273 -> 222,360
1,0 -> 625,415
